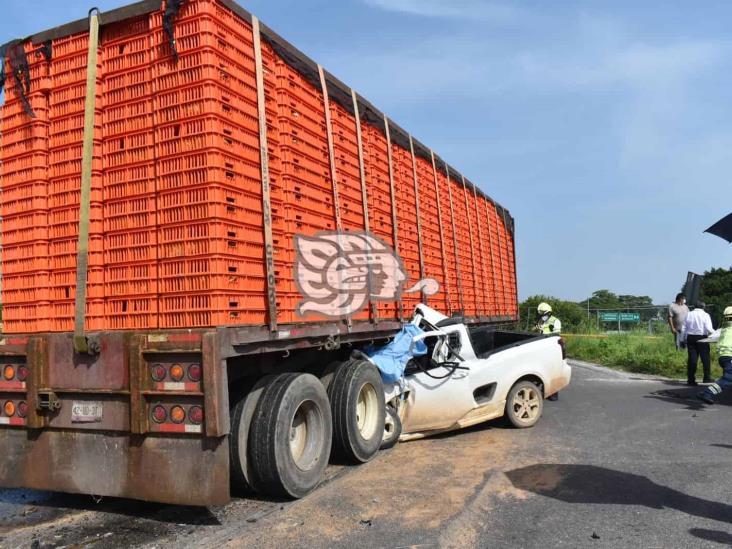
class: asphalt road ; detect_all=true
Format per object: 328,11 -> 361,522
2,360 -> 732,549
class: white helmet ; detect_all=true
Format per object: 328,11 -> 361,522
724,306 -> 732,321
537,302 -> 552,315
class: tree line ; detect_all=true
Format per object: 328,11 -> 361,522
520,266 -> 732,332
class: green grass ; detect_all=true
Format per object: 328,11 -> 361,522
564,333 -> 722,380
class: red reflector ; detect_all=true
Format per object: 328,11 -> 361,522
188,364 -> 202,382
152,405 -> 167,423
170,364 -> 184,382
170,405 -> 186,424
17,366 -> 29,382
17,401 -> 28,418
189,405 -> 204,425
150,364 -> 166,382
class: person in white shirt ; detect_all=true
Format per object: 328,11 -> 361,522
684,302 -> 715,385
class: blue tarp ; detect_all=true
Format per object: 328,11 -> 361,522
366,324 -> 428,383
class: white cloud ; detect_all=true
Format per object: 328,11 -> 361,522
362,0 -> 528,23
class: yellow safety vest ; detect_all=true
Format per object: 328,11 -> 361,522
720,324 -> 732,358
542,316 -> 560,334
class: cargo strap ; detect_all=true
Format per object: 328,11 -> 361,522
470,181 -> 489,315
73,9 -> 101,354
384,116 -> 402,320
319,65 -> 351,331
352,89 -> 377,323
444,164 -> 465,313
461,176 -> 479,315
430,150 -> 451,311
409,136 -> 426,302
163,0 -> 184,61
252,16 -> 278,331
0,39 -> 35,118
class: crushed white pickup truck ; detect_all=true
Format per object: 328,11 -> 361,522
368,305 -> 572,446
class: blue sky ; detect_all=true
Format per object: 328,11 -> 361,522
5,0 -> 731,304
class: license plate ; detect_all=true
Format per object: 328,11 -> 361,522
71,401 -> 104,423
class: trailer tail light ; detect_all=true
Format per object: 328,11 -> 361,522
187,364 -> 202,382
3,366 -> 14,381
189,406 -> 203,425
152,405 -> 167,423
16,366 -> 29,382
150,364 -> 166,382
16,401 -> 28,418
558,338 -> 567,360
170,405 -> 186,424
4,401 -> 16,417
169,364 -> 184,382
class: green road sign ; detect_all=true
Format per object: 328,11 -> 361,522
599,312 -> 641,323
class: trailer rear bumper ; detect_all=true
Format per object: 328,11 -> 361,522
0,429 -> 230,506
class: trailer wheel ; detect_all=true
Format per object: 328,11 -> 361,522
248,373 -> 332,499
328,359 -> 385,463
230,376 -> 273,492
380,405 -> 402,450
505,380 -> 544,428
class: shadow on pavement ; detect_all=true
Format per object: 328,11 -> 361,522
689,528 -> 732,545
711,443 -> 732,450
505,464 -> 732,525
644,382 -> 732,411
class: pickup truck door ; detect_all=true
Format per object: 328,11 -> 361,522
403,332 -> 475,432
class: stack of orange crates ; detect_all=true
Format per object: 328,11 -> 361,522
100,16 -> 159,329
1,43 -> 52,332
0,0 -> 518,333
47,32 -> 105,331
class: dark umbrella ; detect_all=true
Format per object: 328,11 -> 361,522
705,213 -> 732,243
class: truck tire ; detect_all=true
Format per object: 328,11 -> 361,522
248,373 -> 332,499
230,376 -> 273,493
505,380 -> 544,428
380,404 -> 402,450
328,359 -> 385,463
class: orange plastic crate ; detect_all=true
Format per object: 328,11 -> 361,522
2,303 -> 51,333
104,229 -> 158,264
48,175 -> 103,208
157,220 -> 268,259
105,262 -> 158,296
50,299 -> 105,333
105,296 -> 159,330
2,272 -> 50,304
2,182 -> 48,215
158,256 -> 265,293
157,184 -> 258,225
103,195 -> 157,232
158,292 -> 266,328
153,81 -> 257,125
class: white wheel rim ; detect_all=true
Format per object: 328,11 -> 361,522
512,387 -> 540,423
290,404 -> 308,463
356,382 -> 379,440
289,400 -> 322,470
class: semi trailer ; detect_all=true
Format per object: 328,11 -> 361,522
0,0 -> 519,505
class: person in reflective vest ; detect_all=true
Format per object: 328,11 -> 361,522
697,306 -> 732,404
536,302 -> 562,334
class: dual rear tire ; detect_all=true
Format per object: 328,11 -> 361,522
230,360 -> 386,499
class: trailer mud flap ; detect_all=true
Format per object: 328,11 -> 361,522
0,429 -> 229,506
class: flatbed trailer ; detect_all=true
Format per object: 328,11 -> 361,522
0,0 -> 518,506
